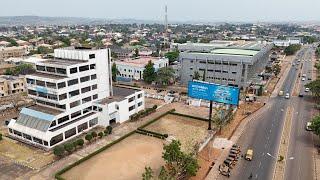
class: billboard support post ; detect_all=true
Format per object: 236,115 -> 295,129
208,100 -> 213,130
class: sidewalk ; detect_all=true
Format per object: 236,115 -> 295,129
25,103 -> 175,180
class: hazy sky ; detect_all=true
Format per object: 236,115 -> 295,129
1,0 -> 319,22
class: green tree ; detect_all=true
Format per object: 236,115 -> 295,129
91,131 -> 98,139
162,140 -> 199,179
142,167 -> 154,180
284,44 -> 301,56
53,145 -> 65,157
156,67 -> 175,87
193,71 -> 200,80
143,61 -> 156,84
305,79 -> 320,98
311,115 -> 320,136
106,126 -> 113,134
272,64 -> 281,77
111,63 -> 120,82
64,143 -> 74,153
98,132 -> 104,138
85,134 -> 93,142
202,70 -> 206,81
77,139 -> 84,147
158,166 -> 172,180
0,133 -> 2,141
164,51 -> 179,64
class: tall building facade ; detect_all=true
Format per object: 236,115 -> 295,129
8,47 -> 144,149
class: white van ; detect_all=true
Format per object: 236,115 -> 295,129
285,93 -> 290,99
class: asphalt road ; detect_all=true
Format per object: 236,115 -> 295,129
218,47 -> 311,180
284,46 -> 317,180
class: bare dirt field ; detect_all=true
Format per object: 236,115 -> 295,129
0,137 -> 54,170
62,134 -> 165,180
144,114 -> 209,153
0,156 -> 32,180
144,97 -> 166,109
173,102 -> 212,119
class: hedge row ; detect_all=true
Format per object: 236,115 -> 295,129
169,112 -> 209,122
136,130 -> 166,140
139,109 -> 176,129
130,105 -> 158,121
55,130 -> 136,180
136,128 -> 168,139
55,109 -> 175,180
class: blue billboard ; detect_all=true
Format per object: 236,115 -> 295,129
188,81 -> 240,105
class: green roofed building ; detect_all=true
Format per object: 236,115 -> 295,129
178,41 -> 273,88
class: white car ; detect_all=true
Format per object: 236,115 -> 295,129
306,122 -> 312,131
305,88 -> 310,92
285,93 -> 290,99
302,77 -> 306,81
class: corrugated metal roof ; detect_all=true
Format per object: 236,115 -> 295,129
16,113 -> 52,132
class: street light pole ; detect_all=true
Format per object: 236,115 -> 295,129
208,100 -> 213,130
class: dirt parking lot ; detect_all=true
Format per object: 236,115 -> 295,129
144,114 -> 209,153
62,134 -> 165,180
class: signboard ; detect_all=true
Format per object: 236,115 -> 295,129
188,81 -> 240,105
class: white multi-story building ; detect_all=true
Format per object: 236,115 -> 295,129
8,47 -> 144,149
115,57 -> 169,81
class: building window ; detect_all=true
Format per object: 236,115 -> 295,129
57,104 -> 66,110
46,66 -> 56,73
69,90 -> 80,98
129,105 -> 135,111
89,54 -> 95,59
49,121 -> 56,128
81,86 -> 91,94
80,76 -> 90,83
92,84 -> 97,90
138,93 -> 143,98
138,102 -> 143,107
26,78 -> 35,85
71,111 -> 82,119
36,80 -> 45,86
58,115 -> 69,124
65,128 -> 77,139
89,118 -> 98,127
222,71 -> 228,73
28,89 -> 37,96
33,137 -> 43,145
58,82 -> 66,89
82,96 -> 92,104
70,67 -> 78,74
128,96 -> 135,102
93,94 -> 98,100
79,65 -> 89,72
91,74 -> 97,80
50,134 -> 63,146
59,93 -> 67,100
83,106 -> 92,114
46,82 -> 56,89
36,65 -> 45,71
23,134 -> 32,140
68,78 -> 79,86
56,68 -> 67,75
90,64 -> 96,69
77,122 -> 88,133
232,72 -> 237,74
70,100 -> 81,108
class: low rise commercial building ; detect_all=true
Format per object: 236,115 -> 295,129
179,41 -> 273,88
0,75 -> 26,97
8,47 -> 145,149
0,46 -> 28,61
115,57 -> 168,81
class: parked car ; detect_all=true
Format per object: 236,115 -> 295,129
302,77 -> 306,81
298,93 -> 304,97
306,122 -> 312,131
245,149 -> 254,161
305,88 -> 310,92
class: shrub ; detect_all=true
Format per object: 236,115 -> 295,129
278,155 -> 284,162
77,139 -> 84,147
98,132 -> 104,138
104,130 -> 109,136
72,141 -> 78,149
64,143 -> 74,153
106,126 -> 113,134
0,133 -> 2,141
91,131 -> 98,139
152,105 -> 158,110
53,145 -> 65,157
85,134 -> 93,142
